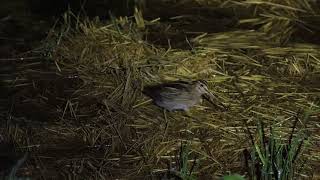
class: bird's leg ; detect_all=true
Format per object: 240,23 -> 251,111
183,109 -> 202,124
162,109 -> 168,141
184,109 -> 193,117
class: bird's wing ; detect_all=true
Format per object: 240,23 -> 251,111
162,81 -> 190,90
159,87 -> 193,102
143,80 -> 192,100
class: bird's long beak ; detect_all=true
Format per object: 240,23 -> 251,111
203,92 -> 228,111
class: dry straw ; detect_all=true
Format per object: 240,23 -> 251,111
47,9 -> 320,178
1,0 -> 319,179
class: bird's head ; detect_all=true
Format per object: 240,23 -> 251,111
193,80 -> 210,95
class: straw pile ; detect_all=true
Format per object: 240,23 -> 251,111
1,0 -> 320,179
47,12 -> 319,179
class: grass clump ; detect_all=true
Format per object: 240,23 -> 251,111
244,106 -> 319,179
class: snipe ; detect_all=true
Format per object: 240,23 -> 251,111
143,80 -> 225,111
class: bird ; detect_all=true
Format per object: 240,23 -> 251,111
143,80 -> 225,111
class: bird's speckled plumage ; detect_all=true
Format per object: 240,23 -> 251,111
143,80 -> 213,111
